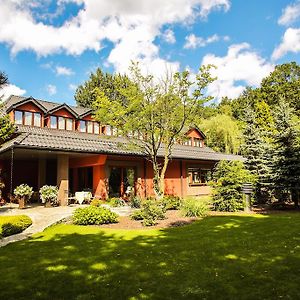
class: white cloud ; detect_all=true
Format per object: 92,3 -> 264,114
46,84 -> 57,95
272,27 -> 300,60
0,0 -> 230,76
202,43 -> 274,100
69,83 -> 77,91
56,66 -> 74,76
162,29 -> 176,44
278,1 -> 300,25
184,33 -> 220,49
0,84 -> 26,100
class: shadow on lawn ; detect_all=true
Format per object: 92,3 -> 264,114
0,214 -> 300,300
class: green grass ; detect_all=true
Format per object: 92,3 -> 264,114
0,215 -> 32,237
0,213 -> 299,299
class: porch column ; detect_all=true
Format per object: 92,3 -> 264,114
57,154 -> 69,206
38,159 -> 46,190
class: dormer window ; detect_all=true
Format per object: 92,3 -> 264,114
50,116 -> 73,131
184,138 -> 192,146
79,120 -> 100,134
14,110 -> 42,127
194,138 -> 203,147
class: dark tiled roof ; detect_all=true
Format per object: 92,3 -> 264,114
0,125 -> 244,162
3,95 -> 91,117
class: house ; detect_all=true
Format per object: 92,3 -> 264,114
0,95 -> 242,205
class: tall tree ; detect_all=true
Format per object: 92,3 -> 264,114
93,62 -> 215,197
74,68 -> 131,108
0,71 -> 15,144
272,100 -> 300,207
200,114 -> 242,154
241,108 -> 273,203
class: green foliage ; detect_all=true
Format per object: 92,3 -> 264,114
201,114 -> 242,154
181,197 -> 209,217
211,160 -> 256,212
130,199 -> 165,226
39,185 -> 58,206
272,100 -> 300,206
92,62 -> 215,197
162,195 -> 182,210
129,196 -> 142,208
0,114 -> 15,144
0,215 -> 32,237
90,199 -> 105,207
14,184 -> 33,199
73,206 -> 118,225
241,108 -> 273,203
108,197 -> 126,207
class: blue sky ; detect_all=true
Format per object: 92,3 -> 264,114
0,0 -> 299,106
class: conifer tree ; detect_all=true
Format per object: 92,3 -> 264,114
272,100 -> 300,207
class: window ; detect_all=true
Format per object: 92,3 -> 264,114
194,138 -> 203,147
50,116 -> 73,130
87,121 -> 93,133
79,120 -> 86,132
33,113 -> 41,127
14,111 -> 22,125
50,116 -> 57,129
184,138 -> 192,146
14,110 -> 42,127
66,118 -> 73,131
106,125 -> 112,136
188,168 -> 212,186
78,120 -> 100,134
58,117 -> 65,130
24,112 -> 32,125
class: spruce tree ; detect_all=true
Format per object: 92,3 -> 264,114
272,100 -> 300,207
241,107 -> 273,203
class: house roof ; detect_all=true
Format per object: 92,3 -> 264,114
0,125 -> 244,162
2,95 -> 91,118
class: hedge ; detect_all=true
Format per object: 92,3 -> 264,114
0,215 -> 32,238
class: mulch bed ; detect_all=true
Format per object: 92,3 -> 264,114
99,210 -> 198,230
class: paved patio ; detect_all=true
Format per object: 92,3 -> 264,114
0,203 -> 133,247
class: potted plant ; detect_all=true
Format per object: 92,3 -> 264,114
14,184 -> 33,209
39,185 -> 59,207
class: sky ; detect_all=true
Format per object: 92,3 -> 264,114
0,0 -> 300,106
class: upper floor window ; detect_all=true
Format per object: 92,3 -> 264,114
50,116 -> 73,131
194,138 -> 203,147
14,110 -> 42,127
79,120 -> 100,134
184,138 -> 192,146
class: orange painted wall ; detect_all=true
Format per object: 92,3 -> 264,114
52,108 -> 75,118
16,103 -> 43,113
93,165 -> 107,199
70,155 -> 107,168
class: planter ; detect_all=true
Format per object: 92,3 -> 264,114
45,200 -> 52,208
18,197 -> 26,209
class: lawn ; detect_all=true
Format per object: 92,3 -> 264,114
0,213 -> 299,299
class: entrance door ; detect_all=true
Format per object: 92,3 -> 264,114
109,167 -> 135,198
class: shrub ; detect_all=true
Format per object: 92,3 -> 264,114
162,195 -> 182,210
130,196 -> 142,208
130,209 -> 144,220
210,160 -> 256,212
0,215 -> 32,238
72,206 -> 118,225
90,199 -> 104,207
39,185 -> 58,206
130,199 -> 165,226
181,197 -> 209,217
14,184 -> 33,199
108,198 -> 126,207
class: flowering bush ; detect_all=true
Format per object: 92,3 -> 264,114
14,184 -> 33,199
39,185 -> 59,206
